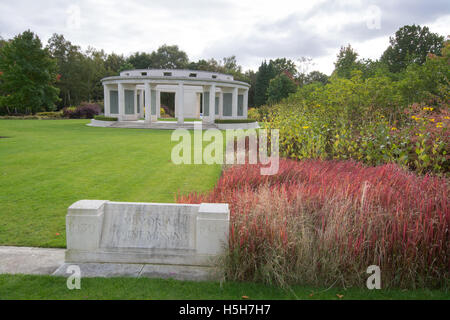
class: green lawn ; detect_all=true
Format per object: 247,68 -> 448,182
0,119 -> 221,248
0,274 -> 447,300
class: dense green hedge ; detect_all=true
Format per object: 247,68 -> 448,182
94,115 -> 118,121
0,115 -> 40,120
214,119 -> 257,124
0,112 -> 62,119
36,111 -> 62,118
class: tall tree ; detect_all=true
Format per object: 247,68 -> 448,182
150,44 -> 188,69
104,53 -> 126,76
187,59 -> 210,71
333,44 -> 359,79
127,51 -> 153,69
381,25 -> 444,73
244,69 -> 257,108
187,56 -> 245,78
187,58 -> 221,72
221,56 -> 242,74
254,60 -> 277,107
398,40 -> 450,105
305,71 -> 329,85
118,62 -> 134,73
0,30 -> 59,114
0,37 -> 6,50
271,58 -> 298,77
47,33 -> 87,107
83,47 -> 108,102
296,56 -> 314,85
266,73 -> 297,105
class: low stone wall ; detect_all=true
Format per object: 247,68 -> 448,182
216,121 -> 260,130
65,200 -> 229,269
87,119 -> 116,127
88,118 -> 259,130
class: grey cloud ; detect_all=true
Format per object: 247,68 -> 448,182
203,11 -> 336,62
0,1 -> 67,39
0,0 -> 448,72
203,0 -> 449,65
310,0 -> 449,42
130,0 -> 232,19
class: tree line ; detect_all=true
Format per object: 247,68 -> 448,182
0,24 -> 446,115
0,31 -> 250,114
255,25 -> 445,107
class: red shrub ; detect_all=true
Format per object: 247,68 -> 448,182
178,159 -> 449,288
62,103 -> 101,119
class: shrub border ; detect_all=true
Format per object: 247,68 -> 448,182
94,115 -> 118,121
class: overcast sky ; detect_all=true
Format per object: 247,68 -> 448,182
0,0 -> 449,75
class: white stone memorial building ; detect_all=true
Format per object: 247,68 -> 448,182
101,69 -> 251,124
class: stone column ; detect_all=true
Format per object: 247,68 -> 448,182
103,85 -> 110,117
208,84 -> 216,123
219,90 -> 223,119
232,87 -> 238,118
144,82 -> 151,124
202,85 -> 209,120
196,203 -> 229,255
133,86 -> 138,119
177,82 -> 184,124
243,89 -> 249,119
118,83 -> 125,121
140,89 -> 144,118
156,90 -> 161,119
150,84 -> 157,122
66,200 -> 107,252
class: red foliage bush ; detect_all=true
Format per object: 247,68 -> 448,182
63,103 -> 101,119
178,159 -> 449,288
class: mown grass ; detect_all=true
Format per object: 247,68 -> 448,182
0,274 -> 447,300
0,119 -> 221,248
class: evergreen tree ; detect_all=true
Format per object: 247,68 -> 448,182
254,60 -> 276,106
0,30 -> 59,114
267,73 -> 297,105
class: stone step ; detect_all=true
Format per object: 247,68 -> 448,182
110,121 -> 218,130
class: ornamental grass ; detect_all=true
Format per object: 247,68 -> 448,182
178,159 -> 449,289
